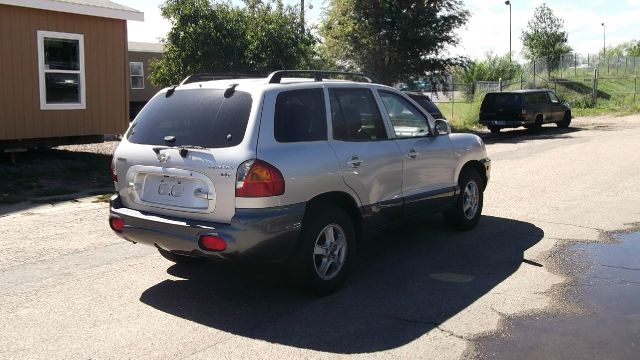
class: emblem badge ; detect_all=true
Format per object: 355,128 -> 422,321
157,153 -> 170,163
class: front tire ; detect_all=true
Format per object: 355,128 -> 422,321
445,168 -> 484,231
288,206 -> 355,295
556,112 -> 571,128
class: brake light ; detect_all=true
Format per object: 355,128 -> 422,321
236,159 -> 285,197
110,157 -> 117,182
199,235 -> 227,251
109,217 -> 124,232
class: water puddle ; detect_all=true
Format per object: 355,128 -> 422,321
476,232 -> 640,359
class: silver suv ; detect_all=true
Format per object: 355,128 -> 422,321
109,70 -> 491,294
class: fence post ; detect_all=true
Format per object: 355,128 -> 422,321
592,68 -> 598,107
520,73 -> 524,89
451,82 -> 455,120
560,56 -> 563,78
575,53 -> 578,77
533,61 -> 537,88
499,78 -> 502,92
635,68 -> 637,103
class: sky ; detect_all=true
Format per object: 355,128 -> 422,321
127,0 -> 640,62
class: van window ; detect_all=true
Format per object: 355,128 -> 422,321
525,92 -> 548,105
127,89 -> 252,148
274,89 -> 327,142
481,93 -> 523,110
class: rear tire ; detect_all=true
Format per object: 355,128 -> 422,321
556,112 -> 571,128
445,168 -> 484,231
488,126 -> 501,134
288,206 -> 355,295
528,116 -> 543,133
157,248 -> 202,264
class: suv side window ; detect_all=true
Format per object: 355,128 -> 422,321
329,88 -> 388,141
379,91 -> 431,138
548,91 -> 560,104
274,88 -> 327,143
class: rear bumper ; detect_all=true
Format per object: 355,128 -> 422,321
480,119 -> 532,127
109,195 -> 305,263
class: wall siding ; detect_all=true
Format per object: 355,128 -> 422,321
0,5 -> 129,141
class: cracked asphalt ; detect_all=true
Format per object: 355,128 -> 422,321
1,114 -> 639,359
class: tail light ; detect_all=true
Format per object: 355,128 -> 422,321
109,217 -> 125,232
521,110 -> 527,120
236,159 -> 285,197
110,157 -> 117,182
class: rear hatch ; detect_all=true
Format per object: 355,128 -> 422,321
480,93 -> 523,121
112,85 -> 259,223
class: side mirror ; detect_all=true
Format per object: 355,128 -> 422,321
434,119 -> 451,136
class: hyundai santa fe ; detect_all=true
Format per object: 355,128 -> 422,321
109,70 -> 491,294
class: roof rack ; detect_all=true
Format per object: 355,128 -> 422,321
180,73 -> 265,85
266,70 -> 378,84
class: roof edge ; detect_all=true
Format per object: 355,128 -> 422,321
0,0 -> 144,21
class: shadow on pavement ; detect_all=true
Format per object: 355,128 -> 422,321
480,126 -> 583,145
140,215 -> 544,354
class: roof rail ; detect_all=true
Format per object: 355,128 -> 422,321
180,73 -> 265,85
266,70 -> 378,84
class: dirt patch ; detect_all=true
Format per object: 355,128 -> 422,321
0,141 -> 118,205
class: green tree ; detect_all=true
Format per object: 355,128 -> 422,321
149,0 -> 319,87
521,3 -> 571,73
320,0 -> 470,85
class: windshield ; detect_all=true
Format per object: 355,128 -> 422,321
127,89 -> 252,148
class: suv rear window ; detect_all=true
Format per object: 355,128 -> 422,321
274,88 -> 327,142
481,93 -> 523,110
408,95 -> 440,115
127,89 -> 252,148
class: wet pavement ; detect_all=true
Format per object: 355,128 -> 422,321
476,232 -> 640,359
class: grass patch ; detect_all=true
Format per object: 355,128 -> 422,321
92,193 -> 113,203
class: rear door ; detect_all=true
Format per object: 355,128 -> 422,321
377,90 -> 455,215
480,93 -> 523,123
327,87 -> 404,228
113,86 -> 258,223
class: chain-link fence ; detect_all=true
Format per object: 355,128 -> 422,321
523,54 -> 639,108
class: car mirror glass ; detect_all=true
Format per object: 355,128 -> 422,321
434,119 -> 451,136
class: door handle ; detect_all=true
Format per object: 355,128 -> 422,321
347,155 -> 363,168
408,149 -> 418,159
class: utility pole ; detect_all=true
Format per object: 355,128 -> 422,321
601,23 -> 606,61
505,1 -> 512,63
300,0 -> 305,34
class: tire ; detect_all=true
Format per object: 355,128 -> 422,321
488,126 -> 501,134
445,168 -> 484,231
556,112 -> 571,128
288,206 -> 355,295
157,247 -> 202,264
528,116 -> 543,133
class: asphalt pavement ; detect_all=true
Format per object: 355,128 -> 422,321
1,114 -> 639,359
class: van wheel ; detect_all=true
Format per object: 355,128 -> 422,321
488,126 -> 501,134
157,247 -> 202,264
288,206 -> 354,295
445,168 -> 484,231
556,112 -> 571,128
529,116 -> 543,132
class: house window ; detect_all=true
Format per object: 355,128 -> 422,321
37,31 -> 86,110
130,62 -> 144,89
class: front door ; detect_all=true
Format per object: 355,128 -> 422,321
326,87 -> 404,229
376,90 -> 455,216
547,91 -> 565,122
